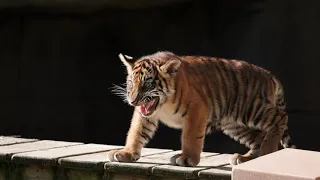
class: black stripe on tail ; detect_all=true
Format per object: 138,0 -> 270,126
281,129 -> 296,148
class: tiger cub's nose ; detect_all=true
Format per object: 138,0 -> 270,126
128,98 -> 139,106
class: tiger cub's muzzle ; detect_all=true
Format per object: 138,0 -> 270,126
137,96 -> 160,117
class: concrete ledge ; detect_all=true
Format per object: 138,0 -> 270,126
0,136 -> 232,180
232,148 -> 320,180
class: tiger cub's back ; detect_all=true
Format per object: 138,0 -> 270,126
180,56 -> 285,127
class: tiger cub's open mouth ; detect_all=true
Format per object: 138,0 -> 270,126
139,97 -> 159,116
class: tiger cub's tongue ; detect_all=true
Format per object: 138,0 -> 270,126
140,99 -> 155,115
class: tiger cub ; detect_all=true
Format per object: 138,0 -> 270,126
108,51 -> 295,167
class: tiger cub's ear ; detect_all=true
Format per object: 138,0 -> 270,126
119,53 -> 135,74
160,59 -> 181,76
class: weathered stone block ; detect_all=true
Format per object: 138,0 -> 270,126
0,136 -> 38,146
232,148 -> 320,180
0,140 -> 82,162
152,154 -> 231,179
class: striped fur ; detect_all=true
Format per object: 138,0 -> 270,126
108,51 -> 295,167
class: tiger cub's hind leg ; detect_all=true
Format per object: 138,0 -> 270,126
221,122 -> 266,165
258,108 -> 288,156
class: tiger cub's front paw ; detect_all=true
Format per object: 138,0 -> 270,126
108,149 -> 140,163
170,153 -> 200,167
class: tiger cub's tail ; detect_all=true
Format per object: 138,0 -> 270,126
281,129 -> 296,149
275,81 -> 286,111
275,80 -> 296,149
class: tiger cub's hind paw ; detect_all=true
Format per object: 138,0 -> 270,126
230,153 -> 253,166
170,153 -> 200,167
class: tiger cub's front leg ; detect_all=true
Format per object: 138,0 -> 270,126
170,102 -> 208,167
108,108 -> 158,162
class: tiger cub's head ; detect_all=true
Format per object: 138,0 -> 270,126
116,51 -> 181,117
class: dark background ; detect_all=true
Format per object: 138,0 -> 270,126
0,0 -> 319,154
